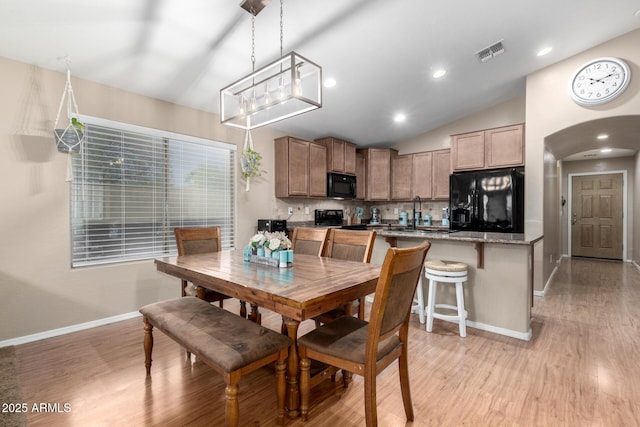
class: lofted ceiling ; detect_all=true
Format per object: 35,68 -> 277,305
1,0 -> 640,151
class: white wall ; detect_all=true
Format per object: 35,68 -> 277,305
392,95 -> 525,155
526,28 -> 640,284
0,57 -> 287,341
634,152 -> 640,266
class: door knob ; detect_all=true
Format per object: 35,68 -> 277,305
571,213 -> 577,225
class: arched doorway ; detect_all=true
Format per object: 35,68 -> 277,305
544,115 -> 639,263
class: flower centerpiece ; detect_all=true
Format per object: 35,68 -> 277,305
246,231 -> 293,267
250,231 -> 291,255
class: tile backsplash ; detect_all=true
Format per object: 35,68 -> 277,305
274,198 -> 449,223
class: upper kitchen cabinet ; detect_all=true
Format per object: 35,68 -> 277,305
358,148 -> 397,201
391,154 -> 414,200
485,124 -> 525,168
355,153 -> 366,200
391,152 -> 433,200
275,136 -> 327,198
390,149 -> 449,201
451,124 -> 524,171
431,149 -> 451,200
314,137 -> 357,175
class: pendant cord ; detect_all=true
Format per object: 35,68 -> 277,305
280,0 -> 284,57
251,14 -> 256,72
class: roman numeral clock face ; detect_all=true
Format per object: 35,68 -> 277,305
569,57 -> 631,106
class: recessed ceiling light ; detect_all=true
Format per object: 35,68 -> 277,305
432,69 -> 447,79
323,78 -> 337,88
600,148 -> 612,153
393,113 -> 406,123
537,47 -> 552,57
597,134 -> 609,140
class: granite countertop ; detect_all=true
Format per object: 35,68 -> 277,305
285,221 -> 542,245
376,228 -> 543,245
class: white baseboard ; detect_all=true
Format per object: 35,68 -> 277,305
534,263 -> 559,297
632,260 -> 640,272
465,320 -> 532,341
0,311 -> 142,348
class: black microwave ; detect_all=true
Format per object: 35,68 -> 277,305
327,173 -> 357,199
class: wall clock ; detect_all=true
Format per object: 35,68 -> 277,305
569,57 -> 631,106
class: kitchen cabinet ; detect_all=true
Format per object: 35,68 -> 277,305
315,137 -> 357,175
355,153 -> 366,200
431,149 -> 451,200
391,154 -> 413,200
412,152 -> 434,199
275,136 -> 327,198
451,124 -> 524,171
485,124 -> 525,168
390,150 -> 449,201
357,148 -> 396,201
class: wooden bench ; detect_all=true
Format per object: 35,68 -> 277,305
139,296 -> 291,426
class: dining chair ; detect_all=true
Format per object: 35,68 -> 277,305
298,241 -> 431,426
174,227 -> 257,323
291,227 -> 329,256
314,228 -> 377,324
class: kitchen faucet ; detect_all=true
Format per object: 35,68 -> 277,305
412,195 -> 421,230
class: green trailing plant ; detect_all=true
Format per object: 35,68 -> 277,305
241,147 -> 264,179
71,117 -> 84,132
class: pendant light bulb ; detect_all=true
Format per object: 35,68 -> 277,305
294,66 -> 302,96
239,95 -> 246,115
278,75 -> 286,100
249,91 -> 257,111
264,82 -> 271,105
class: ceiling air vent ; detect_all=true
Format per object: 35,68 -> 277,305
476,40 -> 505,63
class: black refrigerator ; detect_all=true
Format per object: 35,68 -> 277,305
449,167 -> 524,233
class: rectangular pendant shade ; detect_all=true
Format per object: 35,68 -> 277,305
220,51 -> 322,130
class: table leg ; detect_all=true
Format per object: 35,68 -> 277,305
283,316 -> 300,418
249,304 -> 261,325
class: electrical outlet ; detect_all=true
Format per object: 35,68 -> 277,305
287,207 -> 293,215
394,208 -> 399,214
304,206 -> 310,214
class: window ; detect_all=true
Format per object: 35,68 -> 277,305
71,116 -> 236,267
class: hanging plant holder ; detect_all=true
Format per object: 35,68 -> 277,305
53,67 -> 84,154
54,123 -> 83,153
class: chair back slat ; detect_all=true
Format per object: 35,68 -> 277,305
324,229 -> 377,263
292,227 -> 329,256
174,227 -> 222,256
367,242 -> 430,345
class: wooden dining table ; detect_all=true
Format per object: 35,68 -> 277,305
154,250 -> 381,418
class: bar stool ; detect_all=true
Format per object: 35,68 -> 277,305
412,275 -> 426,324
424,260 -> 468,337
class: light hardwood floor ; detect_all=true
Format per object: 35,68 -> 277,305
15,258 -> 640,426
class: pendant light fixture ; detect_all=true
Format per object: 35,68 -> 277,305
220,0 -> 322,130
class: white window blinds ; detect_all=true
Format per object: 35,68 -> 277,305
71,116 -> 236,267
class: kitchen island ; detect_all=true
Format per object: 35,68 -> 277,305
371,227 -> 543,341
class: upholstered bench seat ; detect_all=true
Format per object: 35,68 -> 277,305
140,296 -> 291,426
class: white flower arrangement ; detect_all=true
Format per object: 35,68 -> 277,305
249,231 -> 291,252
